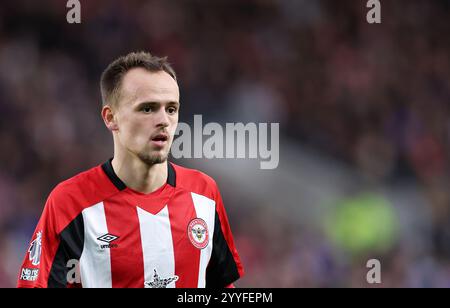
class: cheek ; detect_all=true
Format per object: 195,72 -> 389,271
119,116 -> 148,141
130,122 -> 152,142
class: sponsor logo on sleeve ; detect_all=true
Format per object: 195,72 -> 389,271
20,268 -> 39,281
28,231 -> 42,266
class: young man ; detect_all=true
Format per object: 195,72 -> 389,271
17,51 -> 244,288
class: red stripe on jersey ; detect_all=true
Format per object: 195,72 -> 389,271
104,199 -> 145,288
168,190 -> 200,287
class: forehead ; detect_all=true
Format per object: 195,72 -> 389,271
119,68 -> 179,105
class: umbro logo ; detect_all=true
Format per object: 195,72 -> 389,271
97,233 -> 119,249
97,233 -> 119,243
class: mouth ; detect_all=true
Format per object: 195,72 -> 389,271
150,133 -> 169,147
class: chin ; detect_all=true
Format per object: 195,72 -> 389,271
137,152 -> 168,165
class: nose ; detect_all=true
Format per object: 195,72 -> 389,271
155,107 -> 170,128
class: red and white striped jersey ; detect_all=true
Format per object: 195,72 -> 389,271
17,159 -> 244,288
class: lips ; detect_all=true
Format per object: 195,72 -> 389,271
151,133 -> 169,142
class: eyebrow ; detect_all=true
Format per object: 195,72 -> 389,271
136,101 -> 180,107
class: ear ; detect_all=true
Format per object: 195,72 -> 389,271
101,105 -> 119,131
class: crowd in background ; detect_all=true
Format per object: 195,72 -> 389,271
0,0 -> 449,287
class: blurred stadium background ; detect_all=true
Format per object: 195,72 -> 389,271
0,0 -> 449,287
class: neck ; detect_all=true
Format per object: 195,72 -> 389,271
111,152 -> 167,194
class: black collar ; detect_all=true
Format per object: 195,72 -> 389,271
101,158 -> 176,191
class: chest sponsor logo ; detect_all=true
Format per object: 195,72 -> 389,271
145,269 -> 179,288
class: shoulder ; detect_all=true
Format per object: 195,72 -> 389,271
46,164 -> 119,217
171,162 -> 219,199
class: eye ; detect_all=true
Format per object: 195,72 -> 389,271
142,106 -> 152,113
167,107 -> 178,115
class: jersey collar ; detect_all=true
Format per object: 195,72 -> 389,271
101,158 -> 176,191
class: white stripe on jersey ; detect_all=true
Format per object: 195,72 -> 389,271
137,205 -> 177,288
191,192 -> 216,288
79,202 -> 112,288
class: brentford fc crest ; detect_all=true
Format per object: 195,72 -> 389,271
188,218 -> 209,249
